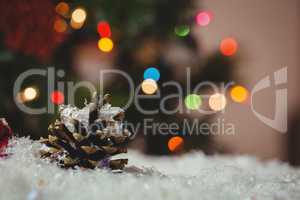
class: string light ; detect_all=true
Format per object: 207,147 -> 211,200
220,38 -> 238,56
168,136 -> 184,152
230,85 -> 249,103
98,38 -> 114,52
51,91 -> 64,105
55,2 -> 70,16
141,79 -> 158,95
174,25 -> 190,37
196,11 -> 212,26
184,94 -> 202,110
71,8 -> 87,24
23,87 -> 38,101
143,67 -> 160,81
209,93 -> 227,111
54,19 -> 67,33
97,21 -> 111,38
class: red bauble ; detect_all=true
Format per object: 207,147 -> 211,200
0,119 -> 12,156
0,0 -> 66,61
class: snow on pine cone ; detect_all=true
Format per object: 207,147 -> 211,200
39,93 -> 131,170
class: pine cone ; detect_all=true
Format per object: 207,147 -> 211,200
40,93 -> 131,170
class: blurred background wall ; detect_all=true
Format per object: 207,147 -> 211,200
196,0 -> 300,160
0,0 -> 299,163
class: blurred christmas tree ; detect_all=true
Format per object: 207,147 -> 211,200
0,0 -> 235,155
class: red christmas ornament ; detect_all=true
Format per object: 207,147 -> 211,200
0,118 -> 12,157
0,0 -> 66,61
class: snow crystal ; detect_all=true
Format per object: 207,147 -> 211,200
1,137 -> 300,200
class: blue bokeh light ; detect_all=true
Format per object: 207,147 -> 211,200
143,67 -> 160,81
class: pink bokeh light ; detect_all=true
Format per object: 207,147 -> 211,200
196,11 -> 213,26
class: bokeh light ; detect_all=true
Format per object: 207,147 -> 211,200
141,79 -> 158,95
51,91 -> 65,105
209,93 -> 227,111
16,92 -> 24,103
143,67 -> 160,81
98,38 -> 114,52
168,136 -> 184,152
71,8 -> 87,24
55,2 -> 70,16
54,19 -> 67,33
196,11 -> 212,26
230,85 -> 249,103
174,25 -> 190,37
70,19 -> 84,29
184,94 -> 202,110
97,21 -> 111,38
23,87 -> 38,101
220,38 -> 238,56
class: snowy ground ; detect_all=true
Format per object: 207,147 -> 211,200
1,138 -> 300,200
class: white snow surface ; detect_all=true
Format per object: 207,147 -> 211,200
1,137 -> 300,200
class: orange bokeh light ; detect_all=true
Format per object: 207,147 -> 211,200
220,38 -> 238,56
230,85 -> 249,103
55,2 -> 70,16
54,19 -> 67,33
168,136 -> 184,152
70,19 -> 84,29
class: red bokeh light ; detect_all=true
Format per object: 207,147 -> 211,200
220,38 -> 238,56
51,91 -> 64,105
97,21 -> 111,38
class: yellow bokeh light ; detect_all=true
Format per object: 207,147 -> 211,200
23,87 -> 38,101
209,93 -> 227,111
230,85 -> 249,103
71,8 -> 87,24
141,79 -> 158,95
98,38 -> 114,52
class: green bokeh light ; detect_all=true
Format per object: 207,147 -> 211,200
174,25 -> 190,37
184,94 -> 202,110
